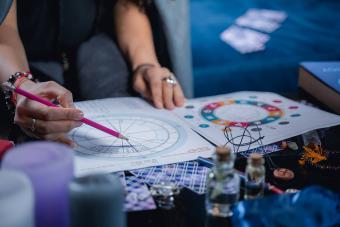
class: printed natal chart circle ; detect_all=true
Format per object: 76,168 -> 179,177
71,115 -> 185,159
201,99 -> 284,127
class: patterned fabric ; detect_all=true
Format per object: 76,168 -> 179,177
112,172 -> 156,212
239,143 -> 281,158
124,176 -> 157,212
131,161 -> 210,194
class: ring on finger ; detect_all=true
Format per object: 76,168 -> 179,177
31,118 -> 37,132
162,73 -> 177,86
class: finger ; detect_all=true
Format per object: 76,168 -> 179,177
19,127 -> 40,140
173,84 -> 186,107
23,101 -> 84,121
42,133 -> 75,147
162,82 -> 175,110
147,77 -> 163,109
35,119 -> 83,134
40,81 -> 75,108
60,137 -> 75,148
133,75 -> 149,98
57,90 -> 75,108
14,114 -> 82,135
14,113 -> 39,132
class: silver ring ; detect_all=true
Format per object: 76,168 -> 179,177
162,74 -> 177,86
31,118 -> 36,132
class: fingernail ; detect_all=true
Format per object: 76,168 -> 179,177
155,101 -> 163,109
75,111 -> 84,120
70,141 -> 76,149
178,102 -> 185,107
76,121 -> 83,127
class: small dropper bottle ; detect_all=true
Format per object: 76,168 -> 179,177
205,146 -> 240,217
244,153 -> 265,200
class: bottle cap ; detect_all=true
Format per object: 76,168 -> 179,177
216,146 -> 232,162
249,153 -> 264,166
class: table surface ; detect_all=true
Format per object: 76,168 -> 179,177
127,90 -> 340,227
127,125 -> 340,227
1,90 -> 339,227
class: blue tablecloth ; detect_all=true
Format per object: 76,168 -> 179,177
190,0 -> 340,97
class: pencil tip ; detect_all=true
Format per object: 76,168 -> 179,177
120,135 -> 129,141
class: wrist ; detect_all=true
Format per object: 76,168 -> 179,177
2,72 -> 35,113
15,79 -> 36,103
131,56 -> 160,72
17,78 -> 35,90
133,63 -> 156,76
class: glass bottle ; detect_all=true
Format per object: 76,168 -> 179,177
244,153 -> 265,200
205,146 -> 240,217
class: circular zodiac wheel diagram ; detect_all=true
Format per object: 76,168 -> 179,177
201,99 -> 284,127
71,115 -> 185,159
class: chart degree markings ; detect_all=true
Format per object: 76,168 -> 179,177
71,114 -> 186,160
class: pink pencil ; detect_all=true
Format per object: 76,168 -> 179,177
3,82 -> 128,141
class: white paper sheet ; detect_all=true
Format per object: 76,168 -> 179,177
70,98 -> 214,176
174,91 -> 340,150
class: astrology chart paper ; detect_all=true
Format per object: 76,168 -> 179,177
69,98 -> 214,176
174,91 -> 340,150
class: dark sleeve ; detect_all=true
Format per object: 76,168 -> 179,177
0,0 -> 13,25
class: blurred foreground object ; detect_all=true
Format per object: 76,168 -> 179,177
2,142 -> 74,227
0,140 -> 14,161
0,170 -> 34,227
232,186 -> 340,226
69,174 -> 125,227
205,147 -> 240,217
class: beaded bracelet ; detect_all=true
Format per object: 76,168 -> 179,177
3,72 -> 35,114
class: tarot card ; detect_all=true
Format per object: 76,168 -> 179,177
236,9 -> 287,33
246,9 -> 287,23
124,176 -> 156,212
220,26 -> 269,54
131,161 -> 210,194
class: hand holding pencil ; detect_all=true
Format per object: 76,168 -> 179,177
4,80 -> 128,147
8,80 -> 84,147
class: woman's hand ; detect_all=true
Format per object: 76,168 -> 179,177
14,80 -> 83,147
132,65 -> 185,110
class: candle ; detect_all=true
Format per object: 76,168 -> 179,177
69,174 -> 125,227
0,170 -> 34,227
2,142 -> 74,227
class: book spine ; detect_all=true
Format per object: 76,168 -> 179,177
299,66 -> 340,114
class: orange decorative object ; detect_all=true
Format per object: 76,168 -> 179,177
299,142 -> 327,166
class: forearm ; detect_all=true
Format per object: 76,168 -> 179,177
0,25 -> 29,82
114,0 -> 159,70
0,0 -> 29,83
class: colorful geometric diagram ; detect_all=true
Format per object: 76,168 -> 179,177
200,99 -> 284,127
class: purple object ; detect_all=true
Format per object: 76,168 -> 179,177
2,142 -> 74,227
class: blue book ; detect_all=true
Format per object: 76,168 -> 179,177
299,62 -> 340,114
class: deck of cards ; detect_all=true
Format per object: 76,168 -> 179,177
221,9 -> 287,54
220,26 -> 270,54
